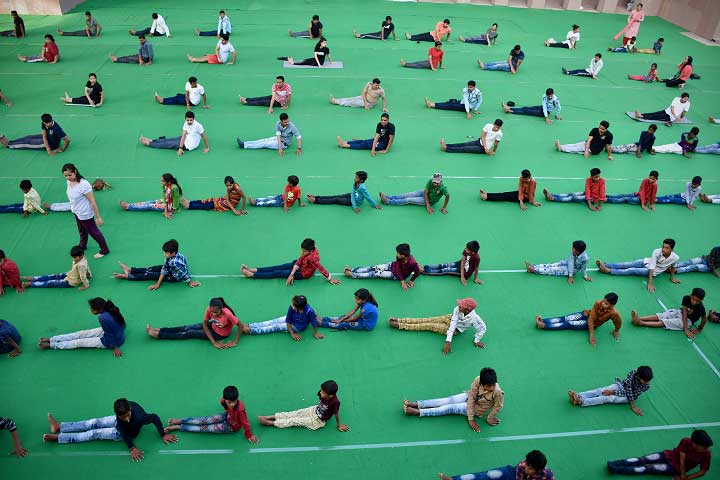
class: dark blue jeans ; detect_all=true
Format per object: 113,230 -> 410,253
445,139 -> 486,154
127,265 -> 169,281
149,136 -> 182,149
157,323 -> 227,341
162,94 -> 186,105
448,465 -> 516,480
510,106 -> 544,117
607,453 -> 678,475
187,199 -> 215,210
348,139 -> 387,150
0,203 -> 23,213
434,99 -> 465,112
253,261 -> 304,280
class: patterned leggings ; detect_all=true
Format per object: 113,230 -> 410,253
395,314 -> 452,335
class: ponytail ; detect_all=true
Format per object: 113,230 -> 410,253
162,173 -> 183,195
209,297 -> 234,316
88,297 -> 126,328
355,288 -> 378,307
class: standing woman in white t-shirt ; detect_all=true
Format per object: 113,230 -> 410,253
62,163 -> 109,258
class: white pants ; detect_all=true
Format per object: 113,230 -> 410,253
705,194 -> 720,204
653,143 -> 683,154
50,202 -> 72,211
244,137 -> 283,150
335,96 -> 365,108
657,309 -> 684,330
559,142 -> 587,153
50,327 -> 105,349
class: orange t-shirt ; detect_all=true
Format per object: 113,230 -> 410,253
428,48 -> 444,69
284,184 -> 301,206
431,21 -> 451,41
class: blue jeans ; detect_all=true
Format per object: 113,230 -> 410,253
578,382 -> 628,406
607,453 -> 678,475
417,392 -> 468,417
423,261 -> 460,275
605,259 -> 648,276
482,61 -> 510,71
0,203 -> 23,213
28,273 -> 72,288
199,30 -> 229,37
434,99 -> 466,112
510,106 -> 544,117
157,323 -> 227,341
695,142 -> 720,154
350,263 -> 395,279
540,311 -> 588,330
178,413 -> 232,433
58,416 -> 120,444
531,260 -> 570,276
605,193 -> 640,204
655,194 -> 685,205
348,139 -> 387,150
568,69 -> 592,76
253,261 -> 303,280
249,317 -> 295,335
253,194 -> 283,207
8,134 -> 45,149
126,200 -> 162,211
674,256 -> 709,274
552,192 -> 586,203
127,265 -> 164,281
187,199 -> 215,210
384,190 -> 425,206
162,94 -> 186,105
320,316 -> 374,331
463,35 -> 489,45
149,136 -> 182,149
448,465 -> 516,480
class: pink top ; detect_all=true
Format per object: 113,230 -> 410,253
677,63 -> 693,81
271,82 -> 292,106
624,9 -> 644,38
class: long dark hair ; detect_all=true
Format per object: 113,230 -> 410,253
355,288 -> 378,307
209,297 -> 234,316
681,56 -> 693,68
62,163 -> 84,181
162,173 -> 182,195
89,297 -> 125,328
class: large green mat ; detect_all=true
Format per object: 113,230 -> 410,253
1,1 -> 719,479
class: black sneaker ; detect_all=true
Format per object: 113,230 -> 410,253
236,138 -> 244,148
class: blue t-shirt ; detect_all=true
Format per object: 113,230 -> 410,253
509,49 -> 524,68
285,305 -> 318,332
360,303 -> 379,330
99,312 -> 125,348
42,121 -> 67,150
0,320 -> 21,353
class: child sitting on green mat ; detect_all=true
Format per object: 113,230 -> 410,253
423,240 -> 482,285
113,238 -> 201,289
631,287 -> 707,339
258,380 -> 349,432
249,175 -> 305,212
22,245 -> 91,290
568,366 -> 652,416
525,240 -> 590,284
319,288 -> 379,331
535,292 -> 621,346
345,243 -> 420,291
241,238 -> 340,285
242,295 -> 324,341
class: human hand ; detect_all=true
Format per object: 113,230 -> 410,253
354,208 -> 361,214
162,434 -> 178,444
10,445 -> 28,457
442,341 -> 452,355
474,341 -> 485,349
285,275 -> 295,286
519,203 -> 527,211
460,277 -> 467,286
188,281 -> 201,288
474,278 -> 483,285
583,151 -> 590,159
685,329 -> 696,340
290,332 -> 302,341
567,276 -> 574,284
400,280 -> 409,291
485,416 -> 499,425
313,332 -> 324,340
248,435 -> 259,444
130,447 -> 144,462
9,347 -> 21,358
631,405 -> 644,416
467,420 -> 480,432
177,148 -> 184,156
202,147 -> 209,154
589,335 -> 597,346
370,150 -> 376,157
426,206 -> 434,215
545,117 -> 552,125
329,278 -> 341,285
337,424 -> 349,432
584,276 -> 592,282
113,347 -> 123,358
148,283 -> 161,291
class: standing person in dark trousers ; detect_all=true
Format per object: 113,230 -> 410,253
289,15 -> 323,39
57,11 -> 102,38
354,16 -> 396,40
502,88 -> 561,124
479,169 -> 541,211
425,80 -> 482,120
336,113 -> 395,156
400,41 -> 444,70
61,163 -> 109,259
195,10 -> 231,37
0,11 -> 25,37
405,19 -> 451,43
129,13 -> 171,37
109,35 -> 153,65
441,119 -> 503,155
114,399 -> 177,462
555,120 -> 614,160
61,73 -> 104,107
0,113 -> 69,155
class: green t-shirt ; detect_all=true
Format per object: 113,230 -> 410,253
425,180 -> 448,205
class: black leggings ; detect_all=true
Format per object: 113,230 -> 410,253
294,57 -> 320,66
244,95 -> 281,107
547,42 -> 569,48
409,32 -> 434,42
312,193 -> 352,206
485,192 -> 527,203
664,78 -> 685,88
639,110 -> 671,122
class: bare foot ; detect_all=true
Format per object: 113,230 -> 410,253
330,95 -> 337,104
554,140 -> 561,152
288,29 -> 294,37
139,135 -> 151,146
241,268 -> 253,278
239,96 -> 247,104
700,193 -> 710,203
109,53 -> 117,62
631,310 -> 640,325
424,98 -> 434,109
337,136 -> 347,148
43,434 -> 59,442
543,188 -> 553,201
117,261 -> 131,275
404,32 -> 411,40
119,200 -> 130,210
344,265 -> 353,278
21,281 -> 31,288
568,390 -> 578,405
388,318 -> 399,329
181,198 -> 190,209
535,316 -> 545,329
379,192 -> 388,204
438,474 -> 452,480
154,93 -> 163,104
479,189 -> 487,201
307,194 -> 316,204
48,413 -> 60,433
477,59 -> 485,69
258,416 -> 274,426
146,324 -> 160,338
194,28 -> 201,36
186,54 -> 193,62
634,110 -> 643,119
17,54 -> 26,62
128,29 -> 136,35
525,261 -> 535,273
596,260 -> 610,274
440,138 -> 447,151
459,35 -> 466,42
399,58 -> 406,67
710,115 -> 717,123
353,30 -> 359,38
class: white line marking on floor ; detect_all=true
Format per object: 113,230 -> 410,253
488,422 -> 720,442
158,449 -> 234,455
656,298 -> 720,380
249,439 -> 465,453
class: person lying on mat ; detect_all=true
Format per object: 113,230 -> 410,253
280,37 -> 333,67
633,92 -> 690,126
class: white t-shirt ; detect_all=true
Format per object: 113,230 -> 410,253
67,179 -> 94,220
481,124 -> 503,149
565,30 -> 580,47
643,248 -> 679,276
216,40 -> 235,63
185,82 -> 205,106
183,120 -> 205,150
665,97 -> 690,121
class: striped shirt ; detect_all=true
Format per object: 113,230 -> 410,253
0,417 -> 17,432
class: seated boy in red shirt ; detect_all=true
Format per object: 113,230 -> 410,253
0,250 -> 23,295
607,429 -> 712,478
165,386 -> 258,443
241,238 -> 340,286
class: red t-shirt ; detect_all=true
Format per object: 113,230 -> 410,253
204,307 -> 238,337
220,398 -> 254,438
462,251 -> 480,279
665,437 -> 711,473
284,184 -> 301,206
428,48 -> 443,69
43,42 -> 59,62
